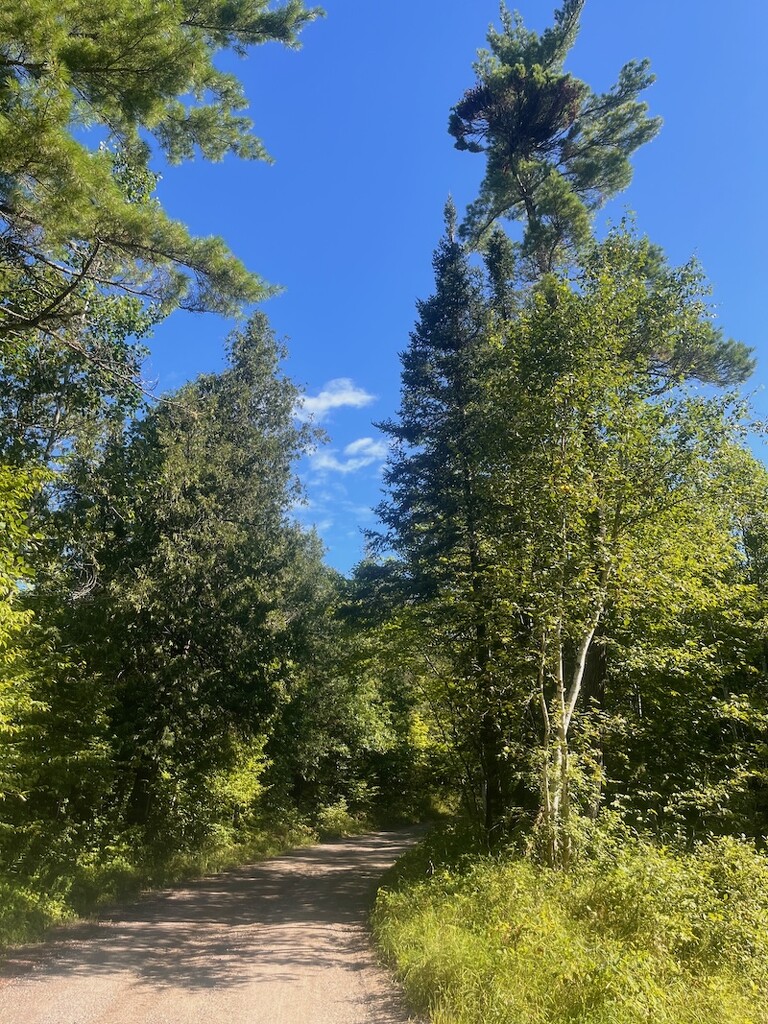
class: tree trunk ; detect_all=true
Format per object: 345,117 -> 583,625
480,712 -> 506,839
539,612 -> 602,867
582,638 -> 607,818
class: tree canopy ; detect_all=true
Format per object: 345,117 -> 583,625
0,0 -> 321,462
450,0 -> 661,271
0,0 -> 766,959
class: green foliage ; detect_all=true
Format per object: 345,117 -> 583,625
0,813 -> 317,950
0,313 -> 367,903
263,561 -> 441,825
375,208 -> 756,850
0,0 -> 321,461
450,2 -> 661,269
377,199 -> 492,598
314,798 -> 366,838
0,297 -> 426,938
599,447 -> 768,838
0,878 -> 72,948
0,0 -> 321,309
0,462 -> 47,802
482,231 -> 755,859
18,314 -> 320,847
1,0 -> 766,977
375,201 -> 517,833
374,829 -> 768,1024
0,462 -> 42,600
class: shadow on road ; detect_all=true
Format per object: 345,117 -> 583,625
1,829 -> 423,1006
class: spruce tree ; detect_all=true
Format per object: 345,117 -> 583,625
376,202 -> 512,834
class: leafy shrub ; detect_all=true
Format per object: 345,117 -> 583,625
315,798 -> 366,838
0,878 -> 72,947
0,813 -> 318,951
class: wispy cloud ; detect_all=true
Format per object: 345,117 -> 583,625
310,436 -> 389,475
344,437 -> 388,459
295,378 -> 375,423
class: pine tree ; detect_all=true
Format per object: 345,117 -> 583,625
449,0 -> 660,271
0,0 -> 321,458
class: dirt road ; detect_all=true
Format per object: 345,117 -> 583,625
0,829 -> 422,1023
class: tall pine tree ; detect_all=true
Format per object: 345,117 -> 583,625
449,0 -> 660,271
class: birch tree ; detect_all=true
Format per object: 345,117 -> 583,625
484,231 -> 752,863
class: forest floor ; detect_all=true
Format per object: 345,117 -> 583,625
0,829 -> 424,1024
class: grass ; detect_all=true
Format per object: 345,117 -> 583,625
372,823 -> 768,1024
0,790 -> 400,953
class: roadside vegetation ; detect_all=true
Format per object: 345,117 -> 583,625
0,813 -> 318,949
374,823 -> 768,1024
370,2 -> 768,1020
2,1 -> 767,1020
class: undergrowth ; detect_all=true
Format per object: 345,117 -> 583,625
373,823 -> 768,1024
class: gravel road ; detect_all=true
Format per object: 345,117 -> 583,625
0,829 -> 423,1023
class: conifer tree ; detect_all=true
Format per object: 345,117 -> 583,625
449,0 -> 660,271
0,0 -> 321,457
12,314 -> 322,847
376,202 -> 513,833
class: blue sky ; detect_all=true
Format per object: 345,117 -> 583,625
144,1 -> 768,574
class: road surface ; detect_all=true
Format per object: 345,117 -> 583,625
0,829 -> 422,1023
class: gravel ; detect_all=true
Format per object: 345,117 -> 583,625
0,829 -> 424,1023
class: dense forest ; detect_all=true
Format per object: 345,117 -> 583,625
2,1 -> 768,1020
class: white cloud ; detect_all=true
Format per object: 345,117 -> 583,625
343,437 -> 388,460
309,436 -> 389,475
311,451 -> 364,475
295,378 -> 375,423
